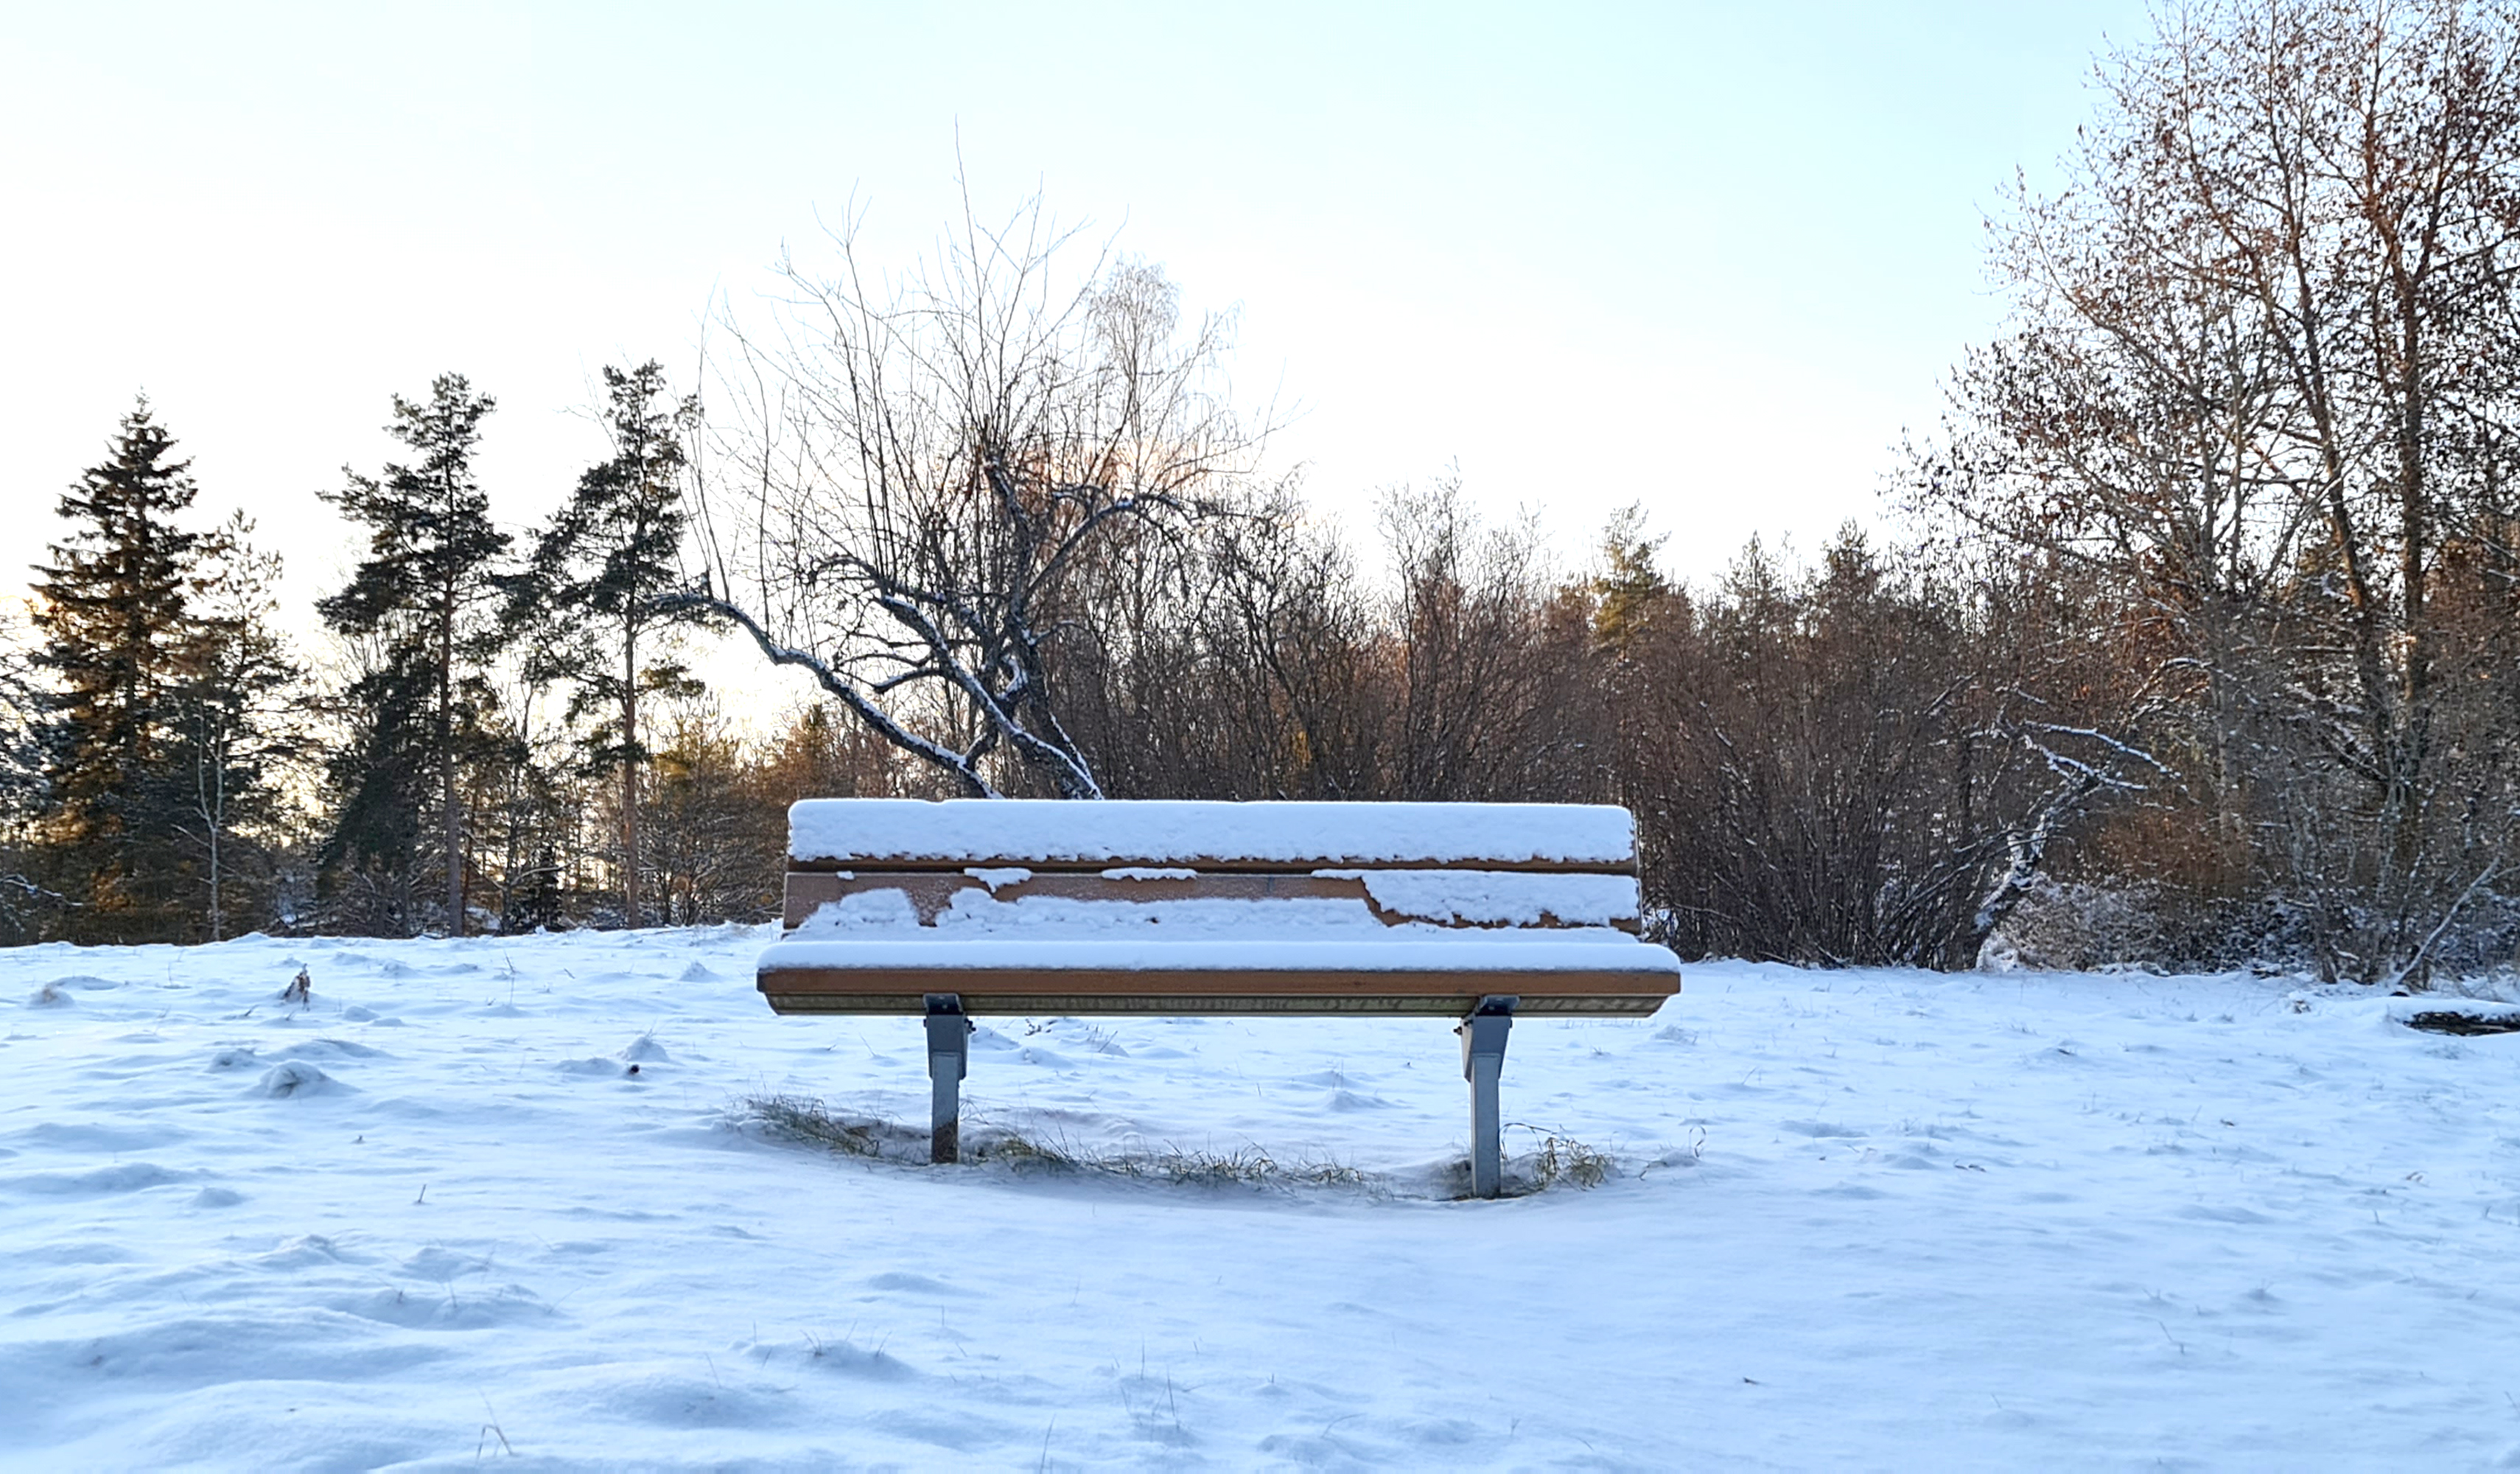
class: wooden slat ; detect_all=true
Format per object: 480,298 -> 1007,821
785,799 -> 1639,873
780,870 -> 1642,934
761,991 -> 1666,1017
783,870 -> 1359,927
786,853 -> 1634,876
756,963 -> 1677,1018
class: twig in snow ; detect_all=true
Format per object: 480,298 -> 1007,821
475,1392 -> 514,1459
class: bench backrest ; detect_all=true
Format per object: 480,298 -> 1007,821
782,799 -> 1645,935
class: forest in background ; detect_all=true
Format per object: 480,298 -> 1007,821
7,0 -> 2520,988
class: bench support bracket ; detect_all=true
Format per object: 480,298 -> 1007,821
1458,995 -> 1518,1198
924,993 -> 973,1164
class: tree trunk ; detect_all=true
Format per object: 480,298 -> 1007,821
441,595 -> 464,937
621,632 -> 641,930
206,768 -> 222,945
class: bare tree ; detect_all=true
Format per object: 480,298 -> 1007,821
680,192 -> 1267,799
169,514 -> 303,941
0,600 -> 64,942
1914,0 -> 2520,982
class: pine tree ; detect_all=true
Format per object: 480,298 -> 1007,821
1589,504 -> 1671,654
318,374 -> 511,936
515,362 -> 701,928
30,399 -> 201,939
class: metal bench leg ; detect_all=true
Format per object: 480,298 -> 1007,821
1458,995 -> 1518,1198
924,993 -> 972,1164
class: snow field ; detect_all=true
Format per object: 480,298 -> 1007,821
3,929 -> 2519,1468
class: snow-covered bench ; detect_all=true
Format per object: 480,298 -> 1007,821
757,799 -> 1683,1195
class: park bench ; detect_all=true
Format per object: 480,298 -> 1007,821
756,798 -> 1683,1196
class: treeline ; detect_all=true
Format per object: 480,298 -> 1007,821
0,391 -> 2503,982
8,0 -> 2519,986
0,410 -> 2125,972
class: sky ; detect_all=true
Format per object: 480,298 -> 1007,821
0,1 -> 2152,646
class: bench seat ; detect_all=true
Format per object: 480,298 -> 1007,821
758,936 -> 1682,1016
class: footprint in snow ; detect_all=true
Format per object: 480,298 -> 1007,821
863,1271 -> 973,1297
256,1062 -> 337,1098
4,1162 -> 188,1195
269,1038 -> 388,1061
256,1234 -> 357,1268
1779,1120 -> 1866,1139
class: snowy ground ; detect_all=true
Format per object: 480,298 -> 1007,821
5,928 -> 2520,1470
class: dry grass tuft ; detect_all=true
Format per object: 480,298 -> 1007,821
1505,1123 -> 1615,1191
974,1128 -> 1371,1188
741,1094 -> 922,1161
738,1094 -> 1373,1190
743,1094 -> 1623,1198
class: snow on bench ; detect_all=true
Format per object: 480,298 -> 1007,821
758,799 -> 1684,1195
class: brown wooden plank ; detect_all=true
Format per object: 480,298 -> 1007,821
786,853 -> 1635,876
756,963 -> 1677,1012
780,870 -> 1642,933
760,991 -> 1667,1017
782,870 -> 1366,927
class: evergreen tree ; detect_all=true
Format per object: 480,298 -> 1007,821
515,362 -> 700,927
30,399 -> 201,940
1589,503 -> 1671,654
318,374 -> 511,935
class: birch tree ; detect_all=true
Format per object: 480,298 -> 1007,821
0,602 -> 57,942
168,513 -> 301,940
682,195 -> 1264,799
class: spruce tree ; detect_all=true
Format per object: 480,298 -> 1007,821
31,399 -> 201,940
515,362 -> 700,928
318,374 -> 511,935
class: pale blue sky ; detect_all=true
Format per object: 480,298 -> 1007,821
1,1 -> 2149,621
